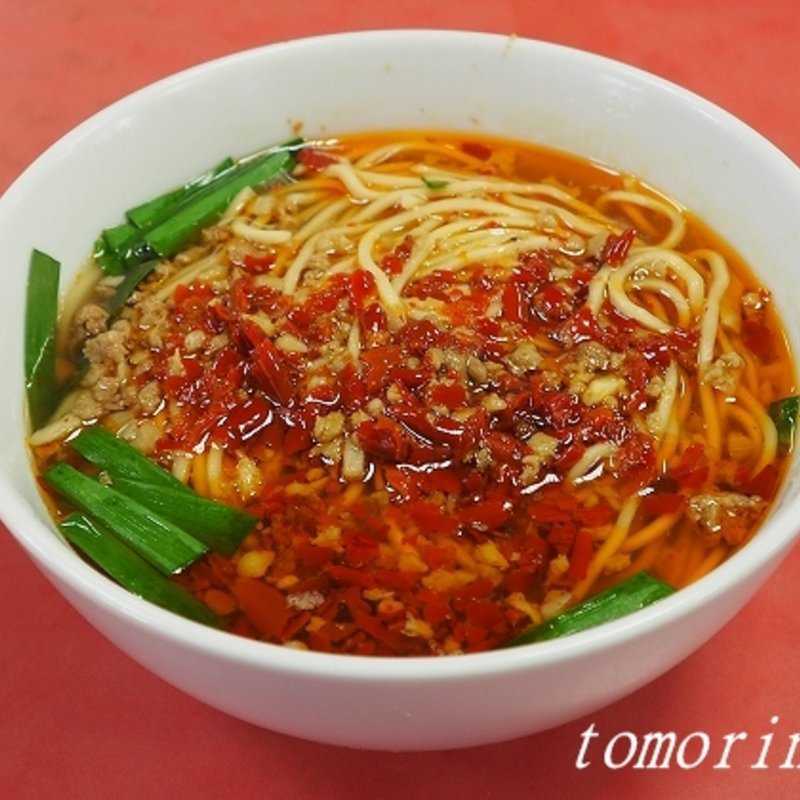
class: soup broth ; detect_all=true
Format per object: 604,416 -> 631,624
29,131 -> 795,655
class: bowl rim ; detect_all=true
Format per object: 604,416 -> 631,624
3,27 -> 800,682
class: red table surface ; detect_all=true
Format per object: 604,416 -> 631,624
3,2 -> 800,798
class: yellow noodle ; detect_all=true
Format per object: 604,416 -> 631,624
686,545 -> 727,585
596,189 -> 686,249
572,494 -> 640,602
736,384 -> 778,475
620,510 -> 683,553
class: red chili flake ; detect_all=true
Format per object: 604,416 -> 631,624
420,543 -> 454,570
355,418 -> 409,462
297,145 -> 339,171
460,141 -> 492,160
614,433 -> 657,488
740,464 -> 779,499
338,362 -> 367,411
600,228 -> 636,266
742,318 -> 774,360
380,235 -> 414,276
428,383 -> 467,409
231,578 -> 291,640
418,589 -> 452,624
563,306 -> 603,344
283,422 -> 312,455
457,497 -> 510,531
342,529 -> 380,566
383,466 -> 419,501
548,525 -> 576,554
360,302 -> 387,335
396,318 -> 446,355
533,284 -> 573,323
349,269 -> 376,306
405,269 -> 457,302
547,391 -> 583,429
422,467 -> 462,494
293,542 -> 337,570
388,365 -> 429,389
360,345 -> 403,393
225,396 -> 273,444
230,276 -> 255,313
460,598 -> 503,629
452,577 -> 495,600
373,568 -> 418,591
350,610 -> 405,653
670,441 -> 709,491
242,252 -> 276,274
403,500 -> 460,536
483,431 -> 521,462
641,492 -> 686,516
399,409 -> 469,453
567,529 -> 594,579
326,564 -> 377,589
575,500 -> 616,527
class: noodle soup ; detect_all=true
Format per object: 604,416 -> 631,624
29,131 -> 795,656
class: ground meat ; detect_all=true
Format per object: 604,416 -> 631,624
702,352 -> 745,394
687,491 -> 765,546
73,303 -> 110,338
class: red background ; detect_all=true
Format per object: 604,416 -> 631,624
2,2 -> 800,798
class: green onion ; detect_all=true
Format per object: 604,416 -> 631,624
44,463 -> 207,575
125,156 -> 236,230
69,426 -> 193,493
93,235 -> 125,276
68,426 -> 256,555
106,258 -> 160,315
133,144 -> 298,265
60,513 -> 221,627
102,221 -> 140,253
108,477 -> 256,556
506,572 -> 674,646
25,249 -> 61,429
769,395 -> 800,449
421,176 -> 448,190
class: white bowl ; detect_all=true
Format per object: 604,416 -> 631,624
3,30 -> 800,752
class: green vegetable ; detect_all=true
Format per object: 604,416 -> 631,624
135,145 -> 297,264
95,157 -> 239,275
506,572 -> 674,646
44,462 -> 207,575
103,221 -> 140,253
769,395 -> 800,449
25,249 -> 61,429
108,477 -> 256,556
421,176 -> 448,190
69,426 -> 194,493
68,426 -> 256,555
60,513 -> 221,627
93,235 -> 125,276
124,156 -> 236,229
106,258 -> 160,316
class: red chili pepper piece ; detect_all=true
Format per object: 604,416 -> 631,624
232,578 -> 291,640
460,141 -> 492,160
297,146 -> 339,171
403,500 -> 460,536
740,464 -> 779,499
567,529 -> 594,579
601,228 -> 636,266
641,492 -> 686,516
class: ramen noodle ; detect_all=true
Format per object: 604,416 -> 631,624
29,131 -> 795,655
